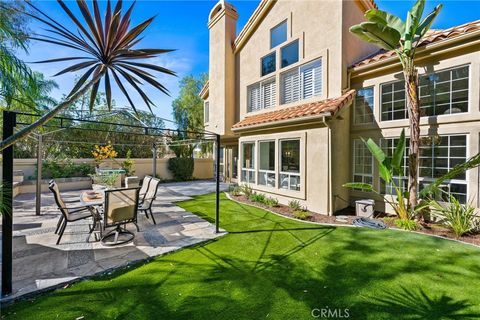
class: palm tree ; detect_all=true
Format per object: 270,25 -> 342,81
0,0 -> 176,151
349,0 -> 442,212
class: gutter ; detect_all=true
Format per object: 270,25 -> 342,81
322,117 -> 333,216
231,112 -> 332,133
350,30 -> 480,78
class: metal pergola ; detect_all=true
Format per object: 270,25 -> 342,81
1,110 -> 222,297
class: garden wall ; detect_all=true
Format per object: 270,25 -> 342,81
9,158 -> 214,182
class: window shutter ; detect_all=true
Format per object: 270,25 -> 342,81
248,84 -> 261,112
301,60 -> 322,99
281,70 -> 299,104
263,79 -> 276,109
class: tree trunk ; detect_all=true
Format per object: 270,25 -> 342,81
0,68 -> 105,152
404,60 -> 421,216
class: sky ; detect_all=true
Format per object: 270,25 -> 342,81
18,0 -> 480,122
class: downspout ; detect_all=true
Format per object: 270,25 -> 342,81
322,116 -> 333,216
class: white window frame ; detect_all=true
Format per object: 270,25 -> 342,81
279,139 -> 301,192
352,139 -> 374,187
204,101 -> 209,124
241,142 -> 256,184
257,140 -> 277,188
247,77 -> 276,113
353,87 -> 374,125
280,58 -> 322,105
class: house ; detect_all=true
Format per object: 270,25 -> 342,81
201,0 -> 480,214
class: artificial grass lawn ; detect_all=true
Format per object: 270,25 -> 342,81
3,193 -> 480,320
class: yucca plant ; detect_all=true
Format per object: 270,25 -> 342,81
350,0 -> 442,212
0,0 -> 175,151
430,196 -> 478,238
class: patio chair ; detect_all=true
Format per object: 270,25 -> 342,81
49,180 -> 97,245
138,177 -> 161,224
139,175 -> 153,202
101,187 -> 140,246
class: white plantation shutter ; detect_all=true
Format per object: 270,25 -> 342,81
248,83 -> 261,112
301,60 -> 322,99
263,79 -> 276,109
281,69 -> 300,104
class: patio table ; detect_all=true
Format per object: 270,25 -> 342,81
80,190 -> 105,207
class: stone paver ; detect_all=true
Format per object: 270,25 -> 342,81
0,180 -> 229,301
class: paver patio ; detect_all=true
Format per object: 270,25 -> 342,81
0,180 -> 229,301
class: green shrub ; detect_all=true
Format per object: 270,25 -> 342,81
431,197 -> 478,238
168,157 -> 194,181
122,150 -> 135,176
293,210 -> 311,220
41,159 -> 95,179
240,184 -> 253,198
395,218 -> 418,231
288,200 -> 301,211
231,186 -> 242,196
265,197 -> 279,207
249,192 -> 266,203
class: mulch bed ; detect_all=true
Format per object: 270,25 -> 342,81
229,193 -> 480,247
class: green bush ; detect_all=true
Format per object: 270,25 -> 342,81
293,210 -> 311,220
168,157 -> 194,181
431,197 -> 478,238
264,197 -> 279,207
395,218 -> 419,231
231,186 -> 242,196
249,192 -> 266,203
40,159 -> 95,179
288,200 -> 301,211
240,184 -> 253,198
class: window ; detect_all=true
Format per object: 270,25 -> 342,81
258,141 -> 276,187
261,52 -> 276,76
381,80 -> 406,121
204,101 -> 209,123
380,137 -> 409,195
353,139 -> 373,187
281,40 -> 299,68
280,140 -> 300,191
248,78 -> 276,112
270,20 -> 287,48
354,87 -> 374,124
381,135 -> 468,203
381,65 -> 470,121
419,65 -> 469,116
241,142 -> 255,183
281,59 -> 322,104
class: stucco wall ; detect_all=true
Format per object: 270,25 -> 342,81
10,158 -> 214,182
350,47 -> 480,211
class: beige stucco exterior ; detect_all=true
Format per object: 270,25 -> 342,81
203,0 -> 480,215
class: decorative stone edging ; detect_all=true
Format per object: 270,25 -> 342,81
224,192 -> 480,249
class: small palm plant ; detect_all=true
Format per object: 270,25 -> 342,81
349,0 -> 442,212
430,196 -> 478,238
0,0 -> 175,151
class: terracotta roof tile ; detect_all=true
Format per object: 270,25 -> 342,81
232,90 -> 356,130
351,19 -> 480,68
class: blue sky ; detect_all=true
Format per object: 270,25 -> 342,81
19,0 -> 480,121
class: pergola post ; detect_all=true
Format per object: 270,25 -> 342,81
2,110 -> 16,297
152,143 -> 157,178
35,134 -> 43,216
215,134 -> 220,233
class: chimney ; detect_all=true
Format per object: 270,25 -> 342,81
207,1 -> 238,137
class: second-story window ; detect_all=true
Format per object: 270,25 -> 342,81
281,40 -> 299,68
281,59 -> 322,104
261,52 -> 276,76
248,78 -> 276,112
270,20 -> 287,48
354,87 -> 374,124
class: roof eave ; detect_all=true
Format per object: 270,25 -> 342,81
350,29 -> 480,78
231,112 -> 332,133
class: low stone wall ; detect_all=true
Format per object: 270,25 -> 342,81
19,177 -> 92,194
